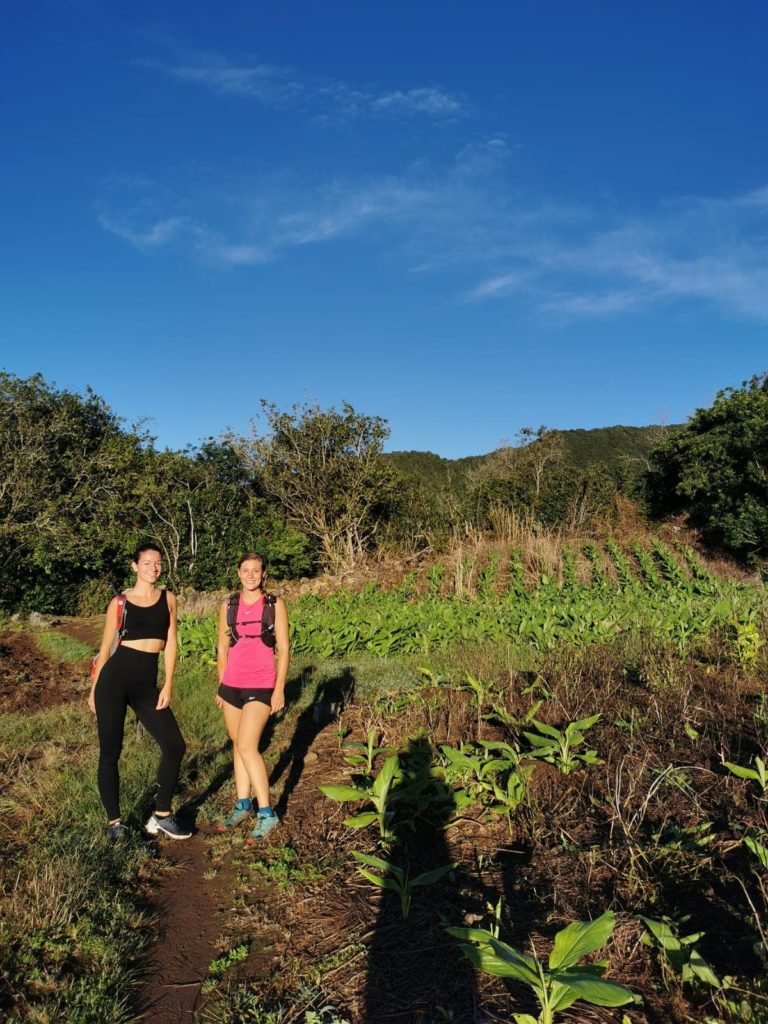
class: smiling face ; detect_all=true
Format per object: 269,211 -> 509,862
238,557 -> 265,593
131,549 -> 163,586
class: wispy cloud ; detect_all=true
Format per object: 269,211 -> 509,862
97,155 -> 768,325
152,53 -> 469,123
466,187 -> 768,323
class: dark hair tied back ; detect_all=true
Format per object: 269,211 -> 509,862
133,542 -> 162,563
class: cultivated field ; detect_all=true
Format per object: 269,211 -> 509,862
2,541 -> 767,1024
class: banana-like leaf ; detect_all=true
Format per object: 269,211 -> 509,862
352,851 -> 397,874
343,811 -> 378,828
638,915 -> 681,952
459,942 -> 540,985
571,713 -> 602,732
551,970 -> 636,1008
444,926 -> 494,944
549,911 -> 616,970
724,761 -> 760,781
411,863 -> 455,887
319,784 -> 366,802
528,719 -> 562,739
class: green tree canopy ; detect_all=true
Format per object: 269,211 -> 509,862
240,401 -> 399,572
650,373 -> 768,565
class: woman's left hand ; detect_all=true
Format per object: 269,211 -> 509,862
156,684 -> 173,710
270,689 -> 285,715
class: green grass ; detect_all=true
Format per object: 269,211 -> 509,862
34,630 -> 96,662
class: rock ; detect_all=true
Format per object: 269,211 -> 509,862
28,612 -> 49,627
463,912 -> 483,925
304,751 -> 319,764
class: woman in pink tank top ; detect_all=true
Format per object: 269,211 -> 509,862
214,553 -> 290,842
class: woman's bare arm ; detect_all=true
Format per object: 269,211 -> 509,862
88,597 -> 120,714
156,591 -> 177,710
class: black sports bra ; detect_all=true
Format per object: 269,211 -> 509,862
122,589 -> 171,642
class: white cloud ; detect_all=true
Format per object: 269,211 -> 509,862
155,53 -> 468,124
371,87 -> 467,118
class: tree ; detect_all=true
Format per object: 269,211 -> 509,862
649,373 -> 768,565
238,401 -> 398,572
0,372 -> 149,610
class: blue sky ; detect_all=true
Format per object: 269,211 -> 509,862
2,1 -> 767,456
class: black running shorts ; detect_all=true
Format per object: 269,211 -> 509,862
218,683 -> 273,710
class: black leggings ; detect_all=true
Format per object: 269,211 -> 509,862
94,646 -> 186,821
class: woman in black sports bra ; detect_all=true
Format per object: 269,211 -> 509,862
88,543 -> 190,843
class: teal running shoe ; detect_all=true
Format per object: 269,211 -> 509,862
246,810 -> 280,843
215,804 -> 252,833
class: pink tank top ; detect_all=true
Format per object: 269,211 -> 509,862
222,596 -> 277,690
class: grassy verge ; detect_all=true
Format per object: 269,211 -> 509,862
33,630 -> 96,662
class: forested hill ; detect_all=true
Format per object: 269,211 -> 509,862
385,424 -> 678,491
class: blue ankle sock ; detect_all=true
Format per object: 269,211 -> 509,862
235,798 -> 251,811
257,805 -> 274,817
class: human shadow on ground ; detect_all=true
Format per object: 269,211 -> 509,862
271,667 -> 356,819
362,735 -> 481,1023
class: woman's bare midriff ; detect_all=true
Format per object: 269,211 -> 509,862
121,639 -> 166,654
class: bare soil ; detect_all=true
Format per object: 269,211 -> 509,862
0,631 -> 89,713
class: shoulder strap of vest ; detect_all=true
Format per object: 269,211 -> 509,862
115,594 -> 127,635
227,592 -> 240,643
261,593 -> 277,624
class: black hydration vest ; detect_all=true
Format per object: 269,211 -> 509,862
226,593 -> 277,648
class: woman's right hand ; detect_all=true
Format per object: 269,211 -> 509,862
88,687 -> 96,715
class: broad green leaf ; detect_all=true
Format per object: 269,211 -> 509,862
351,851 -> 395,874
638,915 -> 681,952
487,938 -> 541,985
513,1016 -> 539,1024
319,784 -> 366,802
723,761 -> 760,781
549,911 -> 616,970
554,970 -> 637,1007
372,754 -> 399,797
460,943 -> 539,985
571,713 -> 601,732
356,869 -> 390,888
411,863 -> 455,887
529,719 -> 562,739
688,949 -> 720,987
744,835 -> 768,868
523,732 -> 557,749
343,811 -> 378,828
445,926 -> 494,944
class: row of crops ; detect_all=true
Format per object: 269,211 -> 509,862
177,543 -> 766,663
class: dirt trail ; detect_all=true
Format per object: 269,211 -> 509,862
135,837 -> 233,1024
133,700 -> 337,1023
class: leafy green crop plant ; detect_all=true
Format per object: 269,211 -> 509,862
523,715 -> 602,773
352,851 -> 453,919
343,729 -> 396,774
639,915 -> 720,987
447,909 -> 637,1024
741,829 -> 768,869
320,754 -> 399,839
723,755 -> 767,793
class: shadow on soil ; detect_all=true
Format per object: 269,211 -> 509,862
271,666 -> 357,818
362,735 -> 481,1023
